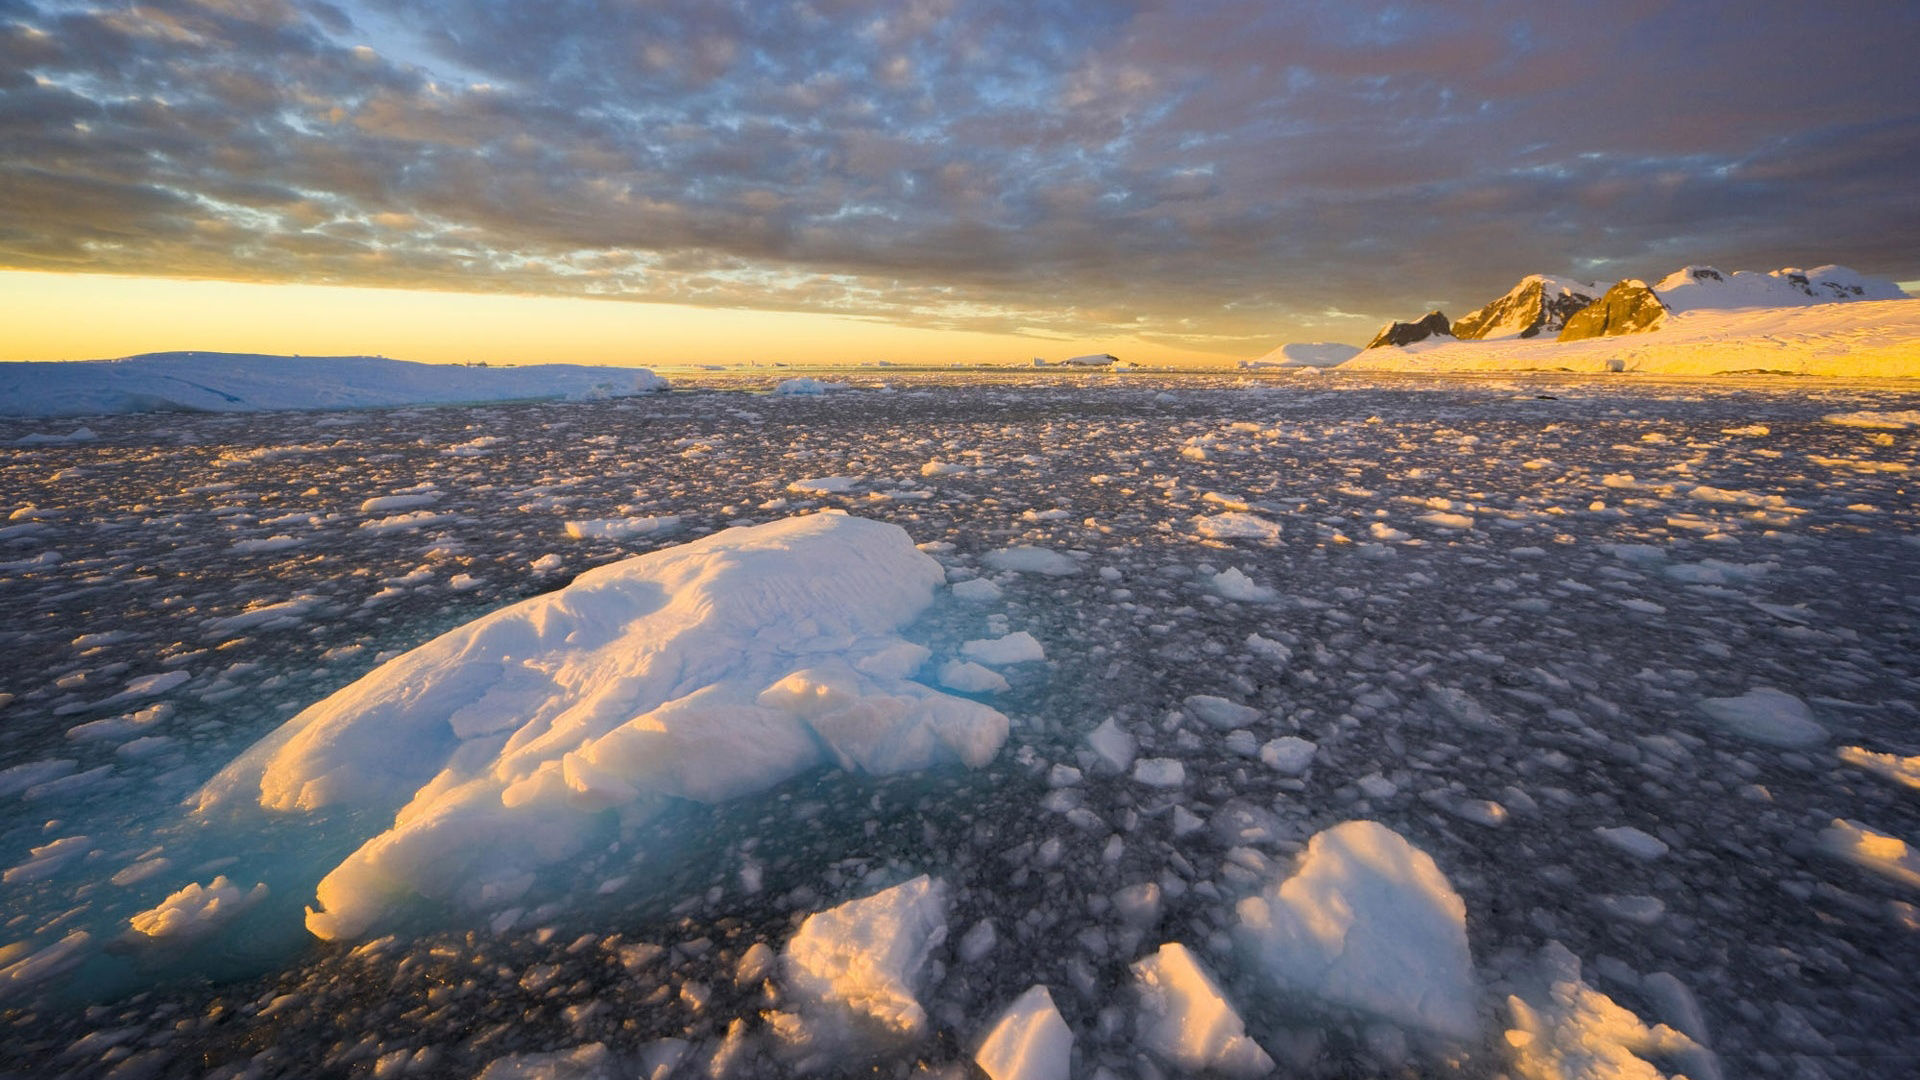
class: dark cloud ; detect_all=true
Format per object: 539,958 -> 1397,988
2,0 -> 1916,351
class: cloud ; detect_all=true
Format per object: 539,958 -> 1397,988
1,0 -> 1916,350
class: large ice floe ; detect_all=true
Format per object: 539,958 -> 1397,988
1235,819 -> 1479,1040
191,513 -> 1008,940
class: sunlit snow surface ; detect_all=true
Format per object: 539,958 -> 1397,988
3,371 -> 1919,1078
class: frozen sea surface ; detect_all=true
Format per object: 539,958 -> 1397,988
2,372 -> 1918,1078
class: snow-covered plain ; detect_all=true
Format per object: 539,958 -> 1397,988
2,371 -> 1918,1078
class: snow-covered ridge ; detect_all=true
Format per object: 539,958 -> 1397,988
192,513 -> 1009,940
1339,298 -> 1920,376
1652,264 -> 1907,314
1451,274 -> 1603,341
1259,263 -> 1913,375
0,351 -> 668,417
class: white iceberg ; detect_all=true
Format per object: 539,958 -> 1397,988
1235,819 -> 1478,1040
194,514 -> 1008,940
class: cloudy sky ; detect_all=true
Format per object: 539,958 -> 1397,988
4,0 -> 1918,364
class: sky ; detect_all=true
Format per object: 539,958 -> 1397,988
3,0 -> 1918,367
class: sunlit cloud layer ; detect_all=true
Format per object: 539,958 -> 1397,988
4,0 -> 1917,353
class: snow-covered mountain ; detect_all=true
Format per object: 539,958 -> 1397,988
1556,280 -> 1667,341
0,351 -> 668,417
1451,274 -> 1603,340
1651,264 -> 1907,314
1364,311 -> 1453,349
1240,342 -> 1362,369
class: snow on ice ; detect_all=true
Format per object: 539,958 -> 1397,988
192,513 -> 1008,940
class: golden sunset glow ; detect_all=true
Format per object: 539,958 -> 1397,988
1,272 -> 1198,368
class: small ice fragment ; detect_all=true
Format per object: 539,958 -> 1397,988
974,984 -> 1072,1080
961,631 -> 1046,666
1133,758 -> 1185,788
783,876 -> 948,1038
1259,736 -> 1317,776
1235,820 -> 1477,1040
1209,567 -> 1276,602
939,660 -> 1010,694
1131,943 -> 1274,1076
1595,826 -> 1669,861
1697,687 -> 1825,747
127,876 -> 269,940
958,919 -> 998,963
950,577 -> 1003,603
1819,819 -> 1920,891
1086,718 -> 1136,773
1184,695 -> 1261,730
982,547 -> 1081,576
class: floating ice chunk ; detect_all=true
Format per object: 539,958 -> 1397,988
975,984 -> 1072,1080
937,660 -> 1009,694
958,918 -> 998,963
232,535 -> 307,554
961,631 -> 1046,666
14,427 -> 96,445
194,515 -> 1006,941
982,546 -> 1081,576
1245,633 -> 1292,668
0,759 -> 79,798
950,577 -> 1003,602
359,510 -> 453,533
1191,512 -> 1281,541
1417,511 -> 1475,530
1697,688 -> 1825,748
784,876 -> 948,1039
1209,567 -> 1276,602
788,476 -> 858,495
1113,882 -> 1163,928
2,835 -> 91,885
1837,746 -> 1920,791
127,876 -> 268,940
115,670 -> 190,700
1131,942 -> 1274,1076
1594,895 -> 1666,926
0,931 -> 91,1003
1260,736 -> 1317,775
1236,819 -> 1477,1040
360,492 -> 439,514
530,553 -> 564,573
921,460 -> 967,476
475,1041 -> 620,1080
1595,826 -> 1669,861
1505,942 -> 1708,1080
1185,694 -> 1261,730
774,377 -> 847,395
1132,758 -> 1185,788
563,516 -> 680,541
1819,819 -> 1920,891
1823,410 -> 1920,430
1086,718 -> 1136,773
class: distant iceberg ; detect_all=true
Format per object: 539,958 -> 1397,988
0,351 -> 667,417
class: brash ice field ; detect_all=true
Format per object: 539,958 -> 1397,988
3,373 -> 1918,1079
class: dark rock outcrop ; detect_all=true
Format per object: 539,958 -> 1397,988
1557,281 -> 1667,341
1452,276 -> 1601,340
1365,310 -> 1453,349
